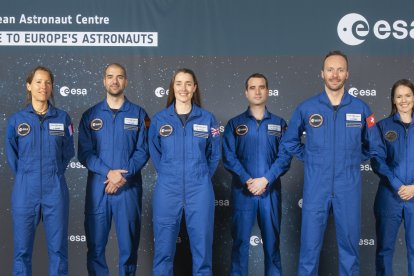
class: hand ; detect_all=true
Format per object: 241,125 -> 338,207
106,169 -> 128,187
398,185 -> 414,201
246,177 -> 268,196
105,181 -> 119,194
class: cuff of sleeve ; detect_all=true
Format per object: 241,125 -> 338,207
390,176 -> 403,191
264,171 -> 277,185
101,166 -> 111,178
240,173 -> 252,185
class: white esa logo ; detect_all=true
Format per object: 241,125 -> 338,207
298,198 -> 303,208
67,161 -> 86,169
155,87 -> 169,98
338,13 -> 414,46
348,87 -> 376,97
59,86 -> 87,97
359,238 -> 375,246
337,13 -> 369,46
360,164 -> 372,171
268,89 -> 279,97
215,199 -> 229,207
250,236 -> 263,246
68,235 -> 86,242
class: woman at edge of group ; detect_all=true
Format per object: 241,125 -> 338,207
371,79 -> 414,276
148,68 -> 221,275
5,66 -> 75,276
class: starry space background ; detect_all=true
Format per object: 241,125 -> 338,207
1,0 -> 414,275
1,54 -> 414,275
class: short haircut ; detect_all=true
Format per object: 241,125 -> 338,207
245,73 -> 268,90
322,50 -> 348,70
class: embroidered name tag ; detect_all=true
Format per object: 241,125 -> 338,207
49,123 -> 65,136
346,113 -> 361,121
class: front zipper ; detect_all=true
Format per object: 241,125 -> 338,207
331,107 -> 338,198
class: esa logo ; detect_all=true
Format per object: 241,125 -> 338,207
59,86 -> 87,97
359,238 -> 375,246
215,199 -> 230,207
348,87 -> 376,97
68,235 -> 86,242
298,198 -> 303,208
67,161 -> 86,169
268,89 -> 279,97
338,13 -> 414,46
250,235 -> 263,246
155,87 -> 169,98
360,164 -> 372,171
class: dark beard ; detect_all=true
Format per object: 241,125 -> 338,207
107,90 -> 124,97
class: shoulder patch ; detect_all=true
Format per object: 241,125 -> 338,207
159,124 -> 173,137
90,118 -> 103,131
384,130 -> 397,142
309,114 -> 323,128
235,124 -> 248,136
17,123 -> 31,136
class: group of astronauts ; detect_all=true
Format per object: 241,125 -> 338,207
5,50 -> 414,276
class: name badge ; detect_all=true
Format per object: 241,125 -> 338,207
124,118 -> 138,125
124,117 -> 139,131
49,123 -> 65,136
193,124 -> 208,132
346,113 -> 361,122
49,123 -> 64,131
193,124 -> 209,138
268,124 -> 281,131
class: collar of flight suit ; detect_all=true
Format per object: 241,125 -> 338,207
100,96 -> 132,113
319,89 -> 352,109
245,106 -> 271,121
25,101 -> 58,118
166,101 -> 203,120
392,111 -> 414,125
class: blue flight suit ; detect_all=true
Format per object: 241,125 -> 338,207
5,104 -> 75,276
281,91 -> 386,276
78,97 -> 149,276
371,113 -> 414,276
222,107 -> 291,276
148,103 -> 221,276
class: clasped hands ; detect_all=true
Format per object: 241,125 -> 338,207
246,177 -> 269,196
105,169 -> 128,194
398,184 -> 414,201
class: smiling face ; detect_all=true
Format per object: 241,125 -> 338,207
394,84 -> 414,116
103,64 -> 128,97
173,72 -> 197,105
26,69 -> 53,104
321,54 -> 349,93
245,77 -> 268,107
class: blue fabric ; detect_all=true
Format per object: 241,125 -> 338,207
371,113 -> 414,276
5,103 -> 75,276
222,107 -> 291,276
149,103 -> 220,276
281,91 -> 386,276
78,97 -> 149,276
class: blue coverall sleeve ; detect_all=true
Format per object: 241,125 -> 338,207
369,121 -> 403,191
5,117 -> 18,176
148,117 -> 162,172
264,119 -> 293,184
77,113 -> 111,176
280,107 -> 305,162
206,115 -> 221,178
123,110 -> 150,178
222,120 -> 252,184
62,114 -> 75,170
